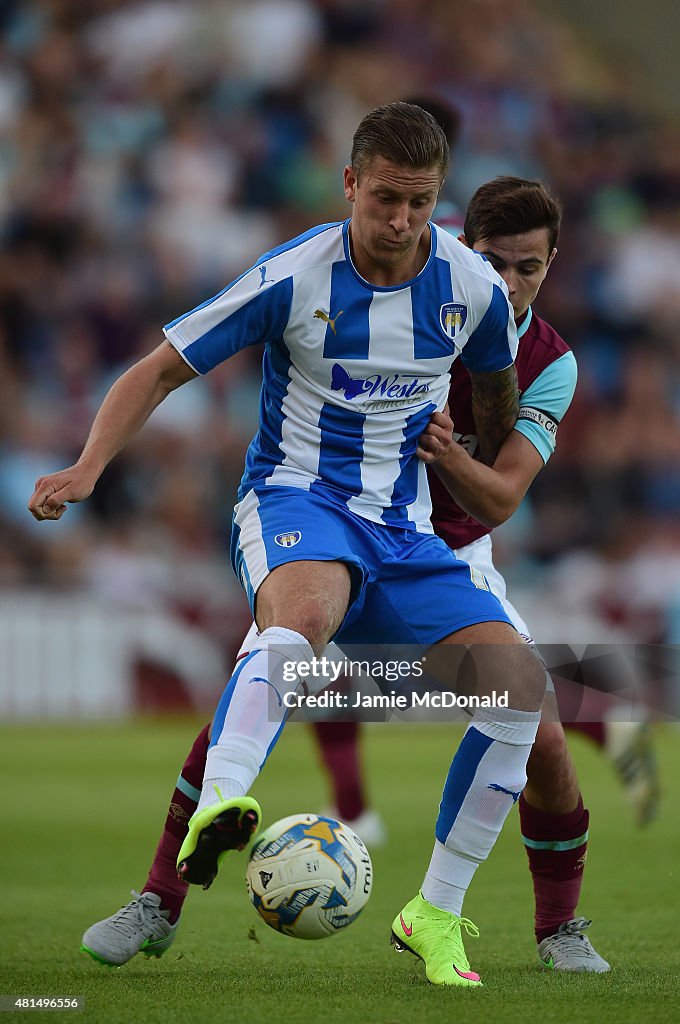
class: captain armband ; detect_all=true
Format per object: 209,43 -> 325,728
517,407 -> 558,437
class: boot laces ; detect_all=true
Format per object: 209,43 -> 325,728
107,891 -> 166,939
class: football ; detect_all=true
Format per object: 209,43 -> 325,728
245,813 -> 373,939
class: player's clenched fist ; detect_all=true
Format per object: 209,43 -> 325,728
27,464 -> 97,521
416,404 -> 455,464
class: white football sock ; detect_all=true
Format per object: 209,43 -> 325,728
422,706 -> 540,915
197,626 -> 314,814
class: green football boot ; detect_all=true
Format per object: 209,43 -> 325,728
176,795 -> 261,889
390,892 -> 482,987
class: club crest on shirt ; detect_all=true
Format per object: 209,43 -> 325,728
275,531 -> 302,548
439,302 -> 467,339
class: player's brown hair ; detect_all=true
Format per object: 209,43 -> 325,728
350,102 -> 449,180
464,177 -> 562,252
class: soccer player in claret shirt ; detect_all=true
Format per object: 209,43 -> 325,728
410,175 -> 610,971
30,103 -> 547,987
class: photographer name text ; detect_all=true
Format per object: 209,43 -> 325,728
284,690 -> 510,710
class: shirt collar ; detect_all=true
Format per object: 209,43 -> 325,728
516,305 -> 532,340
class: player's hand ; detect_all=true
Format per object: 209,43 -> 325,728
416,405 -> 455,463
27,464 -> 97,521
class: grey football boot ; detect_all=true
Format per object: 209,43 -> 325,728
538,918 -> 610,973
81,891 -> 179,967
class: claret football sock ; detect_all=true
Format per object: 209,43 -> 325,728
142,723 -> 210,923
519,792 -> 589,943
312,721 -> 365,821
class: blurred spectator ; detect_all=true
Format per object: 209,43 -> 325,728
2,0 -> 680,660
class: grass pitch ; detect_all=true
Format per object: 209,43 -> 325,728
2,719 -> 678,1024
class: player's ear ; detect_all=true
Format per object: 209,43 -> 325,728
458,233 -> 471,248
344,165 -> 358,203
546,247 -> 558,270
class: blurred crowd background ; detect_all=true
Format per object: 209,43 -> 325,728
1,0 -> 679,713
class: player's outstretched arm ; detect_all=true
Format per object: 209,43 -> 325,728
417,407 -> 543,528
468,364 -> 518,466
28,341 -> 197,522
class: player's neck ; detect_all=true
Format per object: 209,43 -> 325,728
349,224 -> 431,287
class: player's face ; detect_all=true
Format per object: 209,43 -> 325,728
344,157 -> 442,285
462,228 -> 556,319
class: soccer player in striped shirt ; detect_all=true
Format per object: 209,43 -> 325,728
76,176 -> 621,974
30,103 -> 547,986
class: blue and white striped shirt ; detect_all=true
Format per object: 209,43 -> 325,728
164,220 -> 517,532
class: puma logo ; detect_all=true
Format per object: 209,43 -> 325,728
487,782 -> 522,803
259,266 -> 274,288
314,308 -> 344,334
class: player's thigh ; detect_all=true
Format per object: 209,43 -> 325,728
256,560 -> 352,643
232,487 -> 374,648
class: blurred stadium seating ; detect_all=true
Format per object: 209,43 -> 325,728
1,1 -> 679,717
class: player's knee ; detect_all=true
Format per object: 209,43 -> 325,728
276,601 -> 336,650
503,643 -> 546,711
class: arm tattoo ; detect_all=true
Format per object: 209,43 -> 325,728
469,364 -> 519,465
